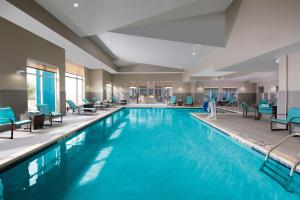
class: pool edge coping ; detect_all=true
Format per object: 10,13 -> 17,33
190,113 -> 300,173
0,107 -> 124,172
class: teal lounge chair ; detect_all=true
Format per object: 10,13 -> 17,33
185,96 -> 193,106
0,107 -> 31,139
271,107 -> 300,133
66,100 -> 96,114
259,99 -> 268,104
112,97 -> 118,104
257,100 -> 273,118
37,104 -> 63,126
169,96 -> 177,105
240,102 -> 256,118
82,98 -> 92,104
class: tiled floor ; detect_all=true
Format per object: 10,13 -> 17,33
0,106 -> 122,170
192,112 -> 300,165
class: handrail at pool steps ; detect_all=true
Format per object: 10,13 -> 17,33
260,132 -> 300,191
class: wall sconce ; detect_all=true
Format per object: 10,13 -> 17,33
239,86 -> 246,92
177,86 -> 183,91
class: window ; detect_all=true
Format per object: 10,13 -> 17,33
222,88 -> 237,101
105,83 -> 112,101
128,81 -> 173,104
204,88 -> 219,101
65,62 -> 85,105
26,61 -> 59,112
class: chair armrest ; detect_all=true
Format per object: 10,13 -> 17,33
0,117 -> 13,124
289,117 -> 300,123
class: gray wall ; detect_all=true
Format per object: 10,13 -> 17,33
8,0 -> 116,72
85,69 -> 112,101
0,17 -> 66,115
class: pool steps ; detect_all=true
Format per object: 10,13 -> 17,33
261,132 -> 300,193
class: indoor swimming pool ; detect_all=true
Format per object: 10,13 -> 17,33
0,108 -> 299,200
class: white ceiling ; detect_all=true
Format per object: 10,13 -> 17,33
35,0 -> 232,36
35,0 -> 233,71
98,32 -> 219,69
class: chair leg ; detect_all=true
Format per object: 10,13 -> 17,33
11,123 -> 14,139
270,121 -> 273,131
288,123 -> 292,134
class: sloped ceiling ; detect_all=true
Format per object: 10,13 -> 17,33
35,0 -> 233,71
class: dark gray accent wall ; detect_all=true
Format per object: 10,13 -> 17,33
238,93 -> 256,104
0,90 -> 27,117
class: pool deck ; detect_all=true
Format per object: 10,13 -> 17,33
0,106 -> 123,171
191,112 -> 300,171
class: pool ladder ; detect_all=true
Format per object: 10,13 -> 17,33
260,132 -> 300,191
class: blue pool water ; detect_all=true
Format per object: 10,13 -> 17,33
0,108 -> 299,200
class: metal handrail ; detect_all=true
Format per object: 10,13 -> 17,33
290,159 -> 300,177
260,131 -> 300,191
264,132 -> 298,161
224,100 -> 238,107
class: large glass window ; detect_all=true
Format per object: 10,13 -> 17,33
65,62 -> 85,105
204,88 -> 219,101
129,87 -> 138,103
128,81 -> 173,104
26,64 -> 59,112
105,83 -> 112,101
222,88 -> 237,101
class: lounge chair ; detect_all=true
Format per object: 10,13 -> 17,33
169,96 -> 177,106
66,100 -> 96,114
91,97 -> 99,104
0,107 -> 31,139
185,96 -> 193,106
112,97 -> 118,105
37,104 -> 63,126
240,102 -> 256,118
82,98 -> 92,104
271,107 -> 300,133
257,100 -> 273,119
259,99 -> 268,104
103,100 -> 111,108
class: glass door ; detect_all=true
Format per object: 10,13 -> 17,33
105,83 -> 112,101
129,87 -> 138,103
138,86 -> 147,103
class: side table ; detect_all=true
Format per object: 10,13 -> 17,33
177,99 -> 183,106
21,112 -> 45,130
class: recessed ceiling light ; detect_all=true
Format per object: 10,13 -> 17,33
73,3 -> 79,7
192,52 -> 196,56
